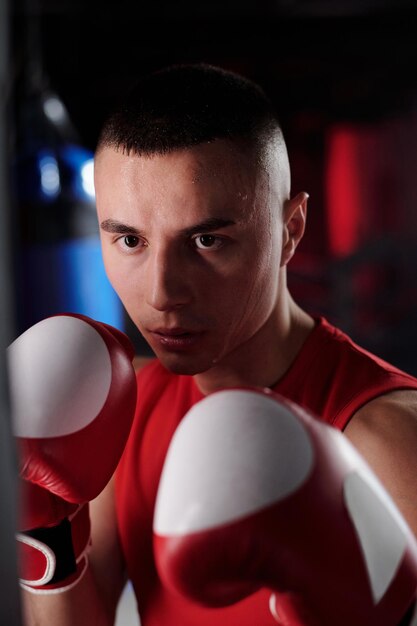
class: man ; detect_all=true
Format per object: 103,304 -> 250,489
22,64 -> 417,625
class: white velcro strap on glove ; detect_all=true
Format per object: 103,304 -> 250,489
17,504 -> 91,594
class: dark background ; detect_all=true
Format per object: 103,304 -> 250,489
9,0 -> 417,373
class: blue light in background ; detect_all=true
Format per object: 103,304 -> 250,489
43,96 -> 66,124
17,143 -> 125,333
39,153 -> 60,198
81,158 -> 95,199
18,237 -> 125,332
59,144 -> 96,203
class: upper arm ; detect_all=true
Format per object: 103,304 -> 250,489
344,389 -> 417,537
89,474 -> 127,621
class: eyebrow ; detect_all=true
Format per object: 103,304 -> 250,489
181,218 -> 236,237
100,219 -> 141,235
100,217 -> 236,237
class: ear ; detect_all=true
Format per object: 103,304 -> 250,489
280,192 -> 309,267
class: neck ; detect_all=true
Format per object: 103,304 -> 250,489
194,289 -> 315,396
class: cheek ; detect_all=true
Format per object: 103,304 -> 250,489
101,246 -> 119,290
212,243 -> 280,337
236,265 -> 277,325
101,246 -> 136,306
239,229 -> 280,305
246,234 -> 281,321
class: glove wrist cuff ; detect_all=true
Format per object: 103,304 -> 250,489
17,503 -> 91,594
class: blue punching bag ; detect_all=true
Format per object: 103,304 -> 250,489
14,92 -> 124,334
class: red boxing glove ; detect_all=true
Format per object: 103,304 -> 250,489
154,389 -> 417,626
8,313 -> 137,593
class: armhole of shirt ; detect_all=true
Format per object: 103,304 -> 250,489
332,376 -> 417,431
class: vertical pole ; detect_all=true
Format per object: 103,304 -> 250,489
0,0 -> 23,622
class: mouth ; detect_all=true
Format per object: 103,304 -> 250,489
151,327 -> 195,336
148,327 -> 204,352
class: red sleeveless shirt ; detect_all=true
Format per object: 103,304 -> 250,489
115,317 -> 417,626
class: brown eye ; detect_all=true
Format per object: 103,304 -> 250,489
195,234 -> 220,249
124,235 -> 139,248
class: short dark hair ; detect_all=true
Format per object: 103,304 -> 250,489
96,64 -> 283,157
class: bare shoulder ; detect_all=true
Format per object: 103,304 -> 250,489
344,389 -> 417,536
89,474 -> 127,619
345,388 -> 417,440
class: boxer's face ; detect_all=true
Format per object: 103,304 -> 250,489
95,139 -> 299,376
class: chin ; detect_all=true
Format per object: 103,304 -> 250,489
157,353 -> 214,377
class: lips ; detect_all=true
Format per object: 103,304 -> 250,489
148,327 -> 204,352
151,328 -> 195,337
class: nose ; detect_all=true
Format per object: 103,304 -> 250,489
145,245 -> 192,312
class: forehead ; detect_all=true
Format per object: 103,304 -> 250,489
95,139 -> 257,186
94,139 -> 277,228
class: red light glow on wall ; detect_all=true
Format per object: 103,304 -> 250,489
325,127 -> 362,257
